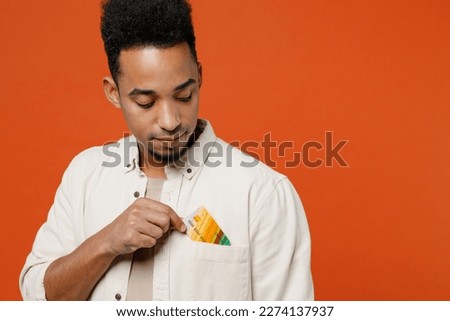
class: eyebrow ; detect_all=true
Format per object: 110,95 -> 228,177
174,78 -> 196,92
128,78 -> 196,97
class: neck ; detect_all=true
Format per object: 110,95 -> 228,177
138,149 -> 167,179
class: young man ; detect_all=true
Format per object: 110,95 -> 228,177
20,0 -> 313,301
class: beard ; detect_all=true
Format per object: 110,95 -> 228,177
146,131 -> 196,165
147,145 -> 188,164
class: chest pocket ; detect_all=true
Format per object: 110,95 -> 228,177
179,242 -> 250,300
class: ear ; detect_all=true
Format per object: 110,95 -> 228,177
102,76 -> 121,109
197,62 -> 203,89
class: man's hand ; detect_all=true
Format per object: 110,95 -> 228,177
98,197 -> 187,256
43,197 -> 186,300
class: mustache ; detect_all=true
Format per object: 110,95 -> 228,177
147,127 -> 189,141
147,130 -> 198,147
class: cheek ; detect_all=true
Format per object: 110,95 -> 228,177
183,98 -> 199,125
120,104 -> 154,135
184,110 -> 199,134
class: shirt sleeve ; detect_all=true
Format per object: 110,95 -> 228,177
250,177 -> 314,300
19,157 -> 81,300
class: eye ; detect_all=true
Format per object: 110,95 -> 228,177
136,101 -> 155,109
177,93 -> 192,102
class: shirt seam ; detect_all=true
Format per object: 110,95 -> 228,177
249,176 -> 288,228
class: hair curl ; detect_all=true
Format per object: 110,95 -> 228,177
100,0 -> 197,82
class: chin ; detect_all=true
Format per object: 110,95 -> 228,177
148,147 -> 188,164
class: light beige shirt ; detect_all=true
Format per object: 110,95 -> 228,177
20,119 -> 314,301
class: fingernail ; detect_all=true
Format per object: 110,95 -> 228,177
180,224 -> 187,233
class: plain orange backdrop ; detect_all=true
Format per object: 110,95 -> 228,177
0,0 -> 449,300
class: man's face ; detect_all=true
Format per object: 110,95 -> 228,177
106,42 -> 201,164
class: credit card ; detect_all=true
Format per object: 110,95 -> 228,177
183,207 -> 231,246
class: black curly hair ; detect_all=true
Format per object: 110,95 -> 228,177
100,0 -> 198,82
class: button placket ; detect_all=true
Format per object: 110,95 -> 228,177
151,171 -> 183,300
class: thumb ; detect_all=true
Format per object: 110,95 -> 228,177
168,209 -> 187,233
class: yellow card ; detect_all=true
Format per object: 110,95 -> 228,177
183,207 -> 231,246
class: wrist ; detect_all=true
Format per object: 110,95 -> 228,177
87,230 -> 118,260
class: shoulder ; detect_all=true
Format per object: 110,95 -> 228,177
210,137 -> 288,189
67,145 -> 107,172
64,135 -> 134,176
208,138 -> 302,221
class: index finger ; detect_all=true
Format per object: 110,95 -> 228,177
138,198 -> 187,233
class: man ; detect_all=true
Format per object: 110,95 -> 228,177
20,0 -> 313,301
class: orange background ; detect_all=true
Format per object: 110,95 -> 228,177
1,0 -> 449,300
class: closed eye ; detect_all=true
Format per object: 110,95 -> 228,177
177,93 -> 192,102
136,101 -> 155,109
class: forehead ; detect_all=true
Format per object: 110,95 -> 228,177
117,43 -> 197,90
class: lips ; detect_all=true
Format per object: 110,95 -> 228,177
153,132 -> 186,148
155,135 -> 179,142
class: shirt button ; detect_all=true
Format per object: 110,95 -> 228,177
126,163 -> 131,168
134,191 -> 140,198
115,293 -> 122,301
187,168 -> 192,173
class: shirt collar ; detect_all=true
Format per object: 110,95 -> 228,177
119,119 -> 217,179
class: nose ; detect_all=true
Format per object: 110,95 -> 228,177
157,100 -> 181,132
